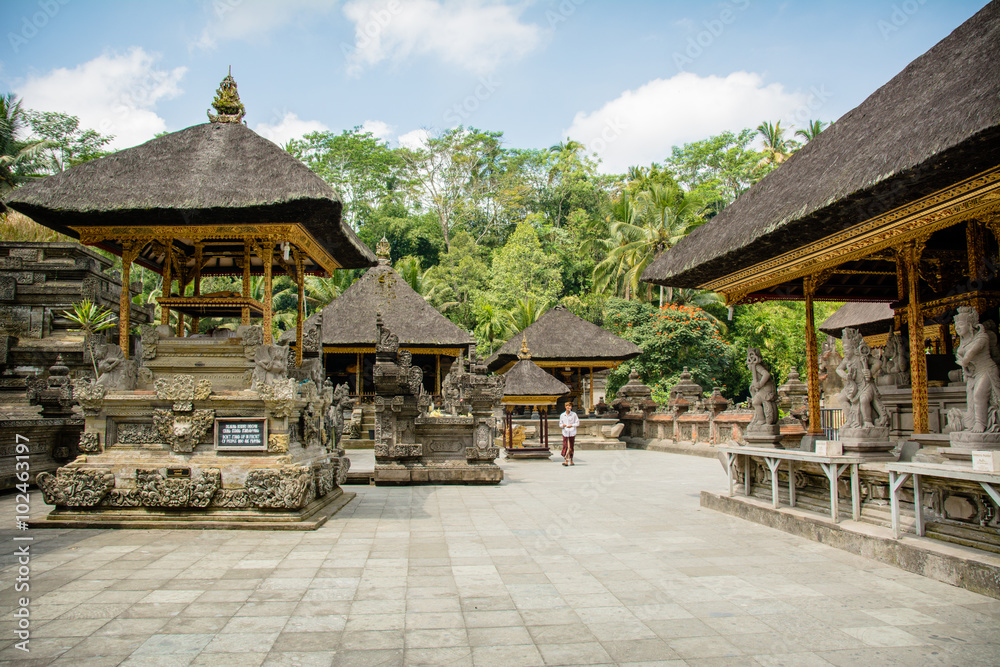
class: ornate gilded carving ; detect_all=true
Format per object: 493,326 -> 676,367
153,408 -> 215,453
36,468 -> 115,507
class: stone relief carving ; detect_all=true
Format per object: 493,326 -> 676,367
877,330 -> 910,387
133,468 -> 221,508
94,343 -> 136,390
140,324 -> 159,360
36,468 -> 115,507
78,432 -> 101,454
245,466 -> 314,509
0,275 -> 15,301
258,378 -> 296,418
268,433 -> 289,453
72,378 -> 108,416
153,408 -> 215,453
818,335 -> 844,408
116,423 -> 159,445
251,344 -> 288,388
154,374 -> 212,411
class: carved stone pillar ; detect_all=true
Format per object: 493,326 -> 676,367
119,240 -> 144,358
803,275 -> 822,435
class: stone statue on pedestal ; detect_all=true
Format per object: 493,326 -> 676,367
818,335 -> 844,409
876,330 -> 910,387
947,306 -> 1000,457
836,328 -> 892,457
744,347 -> 782,447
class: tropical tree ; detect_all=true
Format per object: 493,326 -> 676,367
63,299 -> 117,377
0,94 -> 46,194
666,129 -> 763,210
795,119 -> 829,143
756,121 -> 796,168
304,269 -> 363,310
473,300 -> 510,354
490,219 -> 563,311
506,296 -> 550,334
26,110 -> 114,173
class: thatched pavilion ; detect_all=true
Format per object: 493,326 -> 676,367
281,237 -> 474,399
641,1 -> 1000,441
486,305 -> 639,412
6,71 -> 375,365
500,337 -> 571,459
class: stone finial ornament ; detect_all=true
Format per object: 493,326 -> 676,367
208,67 -> 246,123
376,236 -> 391,265
517,335 -> 531,360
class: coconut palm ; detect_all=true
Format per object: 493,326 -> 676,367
304,269 -> 362,310
474,301 -> 510,355
0,93 -> 47,195
394,256 -> 427,295
757,120 -> 795,168
507,296 -> 550,333
795,119 -> 829,143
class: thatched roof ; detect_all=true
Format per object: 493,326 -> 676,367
4,122 -> 376,269
486,305 -> 640,373
501,358 -> 570,398
642,2 -> 1000,289
820,302 -> 895,337
281,263 -> 474,348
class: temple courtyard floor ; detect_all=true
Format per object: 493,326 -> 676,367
2,449 -> 999,666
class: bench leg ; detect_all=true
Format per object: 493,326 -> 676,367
788,460 -> 796,508
913,474 -> 924,537
889,471 -> 911,539
851,464 -> 860,522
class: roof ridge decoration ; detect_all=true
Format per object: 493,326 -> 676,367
208,66 -> 246,124
376,236 -> 391,265
517,335 -> 531,360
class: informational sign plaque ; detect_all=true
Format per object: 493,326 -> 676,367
215,418 -> 268,451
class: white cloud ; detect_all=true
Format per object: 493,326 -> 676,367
563,71 -> 813,174
15,47 -> 186,149
360,119 -> 394,140
343,0 -> 542,76
195,0 -> 338,50
254,112 -> 330,145
397,128 -> 430,150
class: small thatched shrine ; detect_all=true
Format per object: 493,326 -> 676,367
486,305 -> 640,412
500,337 -> 570,459
3,71 -> 375,528
281,237 -> 474,399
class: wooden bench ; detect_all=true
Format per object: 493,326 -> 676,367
717,445 -> 863,523
886,461 -> 1000,539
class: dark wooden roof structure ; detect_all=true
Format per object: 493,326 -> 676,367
4,121 -> 376,276
486,305 -> 640,374
281,261 -> 474,352
819,302 -> 894,337
641,1 -> 1000,304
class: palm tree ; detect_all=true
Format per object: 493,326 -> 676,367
507,296 -> 550,333
756,120 -> 794,168
474,301 -> 510,355
592,195 -> 640,299
304,269 -> 362,310
0,93 -> 47,195
795,119 -> 829,143
394,256 -> 426,295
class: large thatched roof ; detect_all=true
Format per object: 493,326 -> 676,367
501,358 -> 571,399
486,305 -> 640,373
4,122 -> 376,270
642,2 -> 1000,290
819,302 -> 894,337
281,263 -> 474,348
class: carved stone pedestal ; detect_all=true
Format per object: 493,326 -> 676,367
744,425 -> 784,449
942,431 -> 1000,460
841,426 -> 894,459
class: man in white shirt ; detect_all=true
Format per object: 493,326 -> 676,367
559,401 -> 579,466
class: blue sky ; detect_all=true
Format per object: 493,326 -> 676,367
1,0 -> 990,173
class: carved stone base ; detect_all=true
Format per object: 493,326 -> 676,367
943,431 -> 1000,460
744,425 -> 784,449
841,426 -> 893,458
374,460 -> 503,485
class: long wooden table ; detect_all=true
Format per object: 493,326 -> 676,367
885,461 -> 1000,539
717,445 -> 864,523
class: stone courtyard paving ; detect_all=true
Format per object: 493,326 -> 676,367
2,449 -> 999,666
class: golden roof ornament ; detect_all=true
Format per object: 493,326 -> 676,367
376,235 -> 391,265
208,66 -> 246,124
517,334 -> 532,360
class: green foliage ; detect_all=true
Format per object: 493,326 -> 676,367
665,128 -> 765,213
0,94 -> 47,194
26,110 -> 114,173
357,208 -> 444,268
489,220 -> 563,312
63,299 -> 117,376
422,230 -> 489,330
602,298 -> 739,403
728,301 -> 842,401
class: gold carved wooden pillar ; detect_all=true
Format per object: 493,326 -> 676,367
802,275 -> 823,435
435,354 -> 441,396
252,242 -> 274,344
901,240 -> 929,433
191,242 -> 203,335
294,249 -> 305,368
160,239 -> 174,327
241,242 -> 252,326
118,240 -> 144,359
